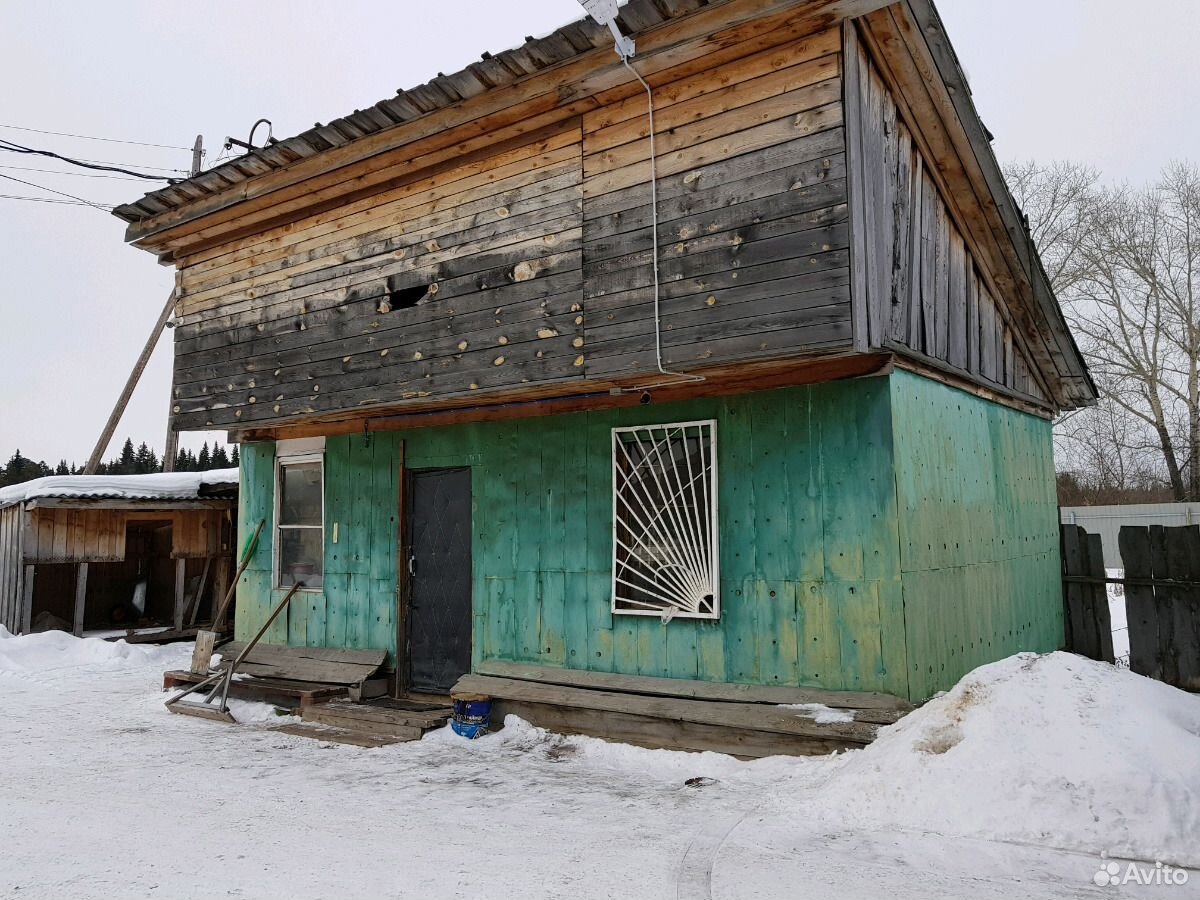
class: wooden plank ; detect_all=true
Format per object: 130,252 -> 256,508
218,657 -> 382,685
1165,525 -> 1200,690
220,641 -> 387,668
492,699 -> 866,758
1119,526 -> 1160,681
173,557 -> 187,631
473,660 -> 910,710
72,562 -> 88,637
191,630 -> 216,675
843,23 -> 870,353
21,564 -> 34,634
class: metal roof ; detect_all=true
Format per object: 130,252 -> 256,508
0,470 -> 240,510
111,0 -> 712,226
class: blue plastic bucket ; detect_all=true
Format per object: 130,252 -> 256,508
451,695 -> 492,739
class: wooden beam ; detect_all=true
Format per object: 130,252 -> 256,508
84,290 -> 177,475
230,352 -> 893,442
72,562 -> 88,637
173,557 -> 187,631
20,564 -> 34,634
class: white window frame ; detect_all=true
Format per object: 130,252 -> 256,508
611,419 -> 719,620
273,450 -> 325,592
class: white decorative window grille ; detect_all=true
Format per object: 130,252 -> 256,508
611,420 -> 719,620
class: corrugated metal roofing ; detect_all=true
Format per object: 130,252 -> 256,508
0,470 -> 240,510
112,0 -> 711,226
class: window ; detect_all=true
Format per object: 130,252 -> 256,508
275,453 -> 323,590
612,421 -> 718,620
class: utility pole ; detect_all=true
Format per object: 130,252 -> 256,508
190,135 -> 204,177
84,290 -> 177,475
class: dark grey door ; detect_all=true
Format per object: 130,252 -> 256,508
406,467 -> 472,694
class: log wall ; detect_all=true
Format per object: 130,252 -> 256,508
169,26 -> 853,431
844,26 -> 1049,406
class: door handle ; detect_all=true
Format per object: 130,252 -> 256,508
408,555 -> 417,577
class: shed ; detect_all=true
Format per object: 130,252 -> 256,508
0,471 -> 238,639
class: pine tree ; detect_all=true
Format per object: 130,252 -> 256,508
231,445 -> 240,466
54,460 -> 69,475
197,442 -> 211,471
134,442 -> 157,474
1,450 -> 51,487
212,445 -> 230,469
118,438 -> 137,475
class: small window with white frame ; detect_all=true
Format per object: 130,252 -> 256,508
612,420 -> 719,620
275,443 -> 324,591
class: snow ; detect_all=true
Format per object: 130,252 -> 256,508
0,468 -> 238,508
816,652 -> 1200,866
0,634 -> 1196,899
779,701 -> 856,724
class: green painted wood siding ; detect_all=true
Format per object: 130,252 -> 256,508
233,370 -> 1063,702
889,370 -> 1063,699
236,378 -> 909,696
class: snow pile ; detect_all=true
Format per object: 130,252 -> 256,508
0,468 -> 238,508
0,629 -> 183,674
819,652 -> 1200,865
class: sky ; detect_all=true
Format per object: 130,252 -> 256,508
1,0 -> 1197,466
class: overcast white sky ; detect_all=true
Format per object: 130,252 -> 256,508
1,1 -> 1197,465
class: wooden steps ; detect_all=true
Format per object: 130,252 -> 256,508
163,642 -> 390,711
454,664 -> 912,759
300,699 -> 452,742
163,669 -> 350,709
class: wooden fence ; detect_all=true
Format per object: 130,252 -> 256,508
1061,523 -> 1200,691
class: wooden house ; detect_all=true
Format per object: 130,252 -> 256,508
112,0 -> 1094,744
0,472 -> 237,639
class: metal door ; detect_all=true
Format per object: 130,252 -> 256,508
405,468 -> 472,693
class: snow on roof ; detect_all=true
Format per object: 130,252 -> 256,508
0,468 -> 238,510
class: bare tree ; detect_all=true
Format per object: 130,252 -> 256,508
1013,161 -> 1200,501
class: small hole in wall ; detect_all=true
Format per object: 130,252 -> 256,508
379,284 -> 432,313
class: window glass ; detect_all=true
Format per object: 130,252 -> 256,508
279,527 -> 323,589
280,461 -> 322,526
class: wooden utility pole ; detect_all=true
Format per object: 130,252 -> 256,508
190,135 -> 204,177
84,290 -> 177,475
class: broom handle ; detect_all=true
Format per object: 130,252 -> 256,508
216,580 -> 305,711
210,518 -> 265,633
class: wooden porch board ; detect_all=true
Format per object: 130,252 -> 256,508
302,699 -> 450,738
454,674 -> 882,745
214,642 -> 387,685
272,722 -> 411,748
474,661 -> 911,713
162,669 -> 348,708
491,699 -> 860,759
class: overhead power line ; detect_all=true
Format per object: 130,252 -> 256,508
0,172 -> 114,212
0,193 -> 114,209
0,122 -> 192,151
73,156 -> 189,174
0,138 -> 177,182
0,164 -> 149,182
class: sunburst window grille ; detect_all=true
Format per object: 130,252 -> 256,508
611,420 -> 719,620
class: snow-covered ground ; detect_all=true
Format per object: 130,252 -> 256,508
1,628 -> 1197,900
